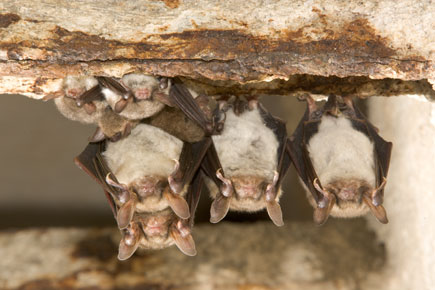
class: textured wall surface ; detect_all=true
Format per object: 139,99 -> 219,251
368,96 -> 435,290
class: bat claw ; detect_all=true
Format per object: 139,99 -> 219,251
210,194 -> 230,223
170,224 -> 197,256
117,198 -> 136,229
118,223 -> 141,260
216,169 -> 233,197
266,201 -> 284,227
163,190 -> 190,219
363,195 -> 388,224
168,159 -> 183,194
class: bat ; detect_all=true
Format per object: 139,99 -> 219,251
54,74 -> 175,142
169,84 -> 291,227
54,76 -> 106,123
288,95 -> 393,225
74,124 -> 209,259
98,73 -> 172,120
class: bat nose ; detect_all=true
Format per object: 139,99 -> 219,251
338,188 -> 357,201
236,185 -> 261,198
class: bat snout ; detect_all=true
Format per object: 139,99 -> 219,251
232,176 -> 264,200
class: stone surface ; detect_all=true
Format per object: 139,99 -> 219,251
0,0 -> 433,98
368,95 -> 435,290
0,220 -> 385,290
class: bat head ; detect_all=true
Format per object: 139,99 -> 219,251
139,210 -> 196,256
231,175 -> 267,209
309,177 -> 388,225
132,175 -> 166,199
210,171 -> 284,226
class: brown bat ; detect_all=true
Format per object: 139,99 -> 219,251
287,95 -> 393,225
74,127 -> 209,259
54,74 -> 174,142
98,74 -> 172,120
169,83 -> 291,226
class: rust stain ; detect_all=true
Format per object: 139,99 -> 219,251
161,0 -> 180,9
0,13 -> 20,28
0,17 -> 430,81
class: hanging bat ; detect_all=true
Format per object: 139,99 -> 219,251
74,133 -> 207,259
170,84 -> 291,227
288,95 -> 393,225
98,73 -> 172,120
53,76 -> 106,123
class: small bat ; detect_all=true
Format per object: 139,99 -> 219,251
288,95 -> 393,225
74,125 -> 208,258
98,73 -> 172,120
54,76 -> 106,123
170,84 -> 291,226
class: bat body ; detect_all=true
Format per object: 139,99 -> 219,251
74,121 -> 207,259
169,84 -> 291,226
288,95 -> 392,225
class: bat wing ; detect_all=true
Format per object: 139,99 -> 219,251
169,81 -> 213,134
186,171 -> 204,228
97,77 -> 131,97
287,107 -> 323,203
258,104 -> 291,187
348,102 -> 393,198
74,142 -> 118,218
77,84 -> 105,104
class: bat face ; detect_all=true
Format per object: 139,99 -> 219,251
288,95 -> 392,225
99,74 -> 169,120
118,209 -> 196,260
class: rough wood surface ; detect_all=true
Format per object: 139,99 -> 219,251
0,0 -> 434,98
0,220 -> 385,290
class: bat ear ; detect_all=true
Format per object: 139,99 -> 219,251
117,198 -> 136,229
164,191 -> 190,219
118,225 -> 141,260
170,225 -> 197,256
313,195 -> 336,225
266,201 -> 284,227
362,196 -> 389,224
210,194 -> 230,223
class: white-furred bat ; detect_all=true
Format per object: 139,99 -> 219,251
288,95 -> 392,225
169,84 -> 291,227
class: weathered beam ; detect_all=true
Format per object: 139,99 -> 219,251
0,220 -> 385,290
0,0 -> 434,98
